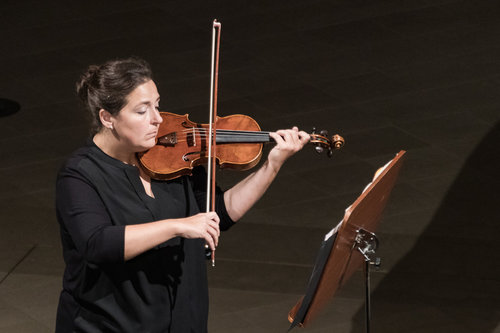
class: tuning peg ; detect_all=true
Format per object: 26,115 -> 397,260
332,134 -> 345,150
315,146 -> 324,154
327,148 -> 333,158
320,129 -> 329,137
311,127 -> 317,134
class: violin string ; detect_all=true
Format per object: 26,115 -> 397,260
177,132 -> 271,138
159,129 -> 325,146
171,130 -> 272,144
158,129 -> 271,144
175,133 -> 270,138
173,135 -> 271,144
176,128 -> 271,136
168,129 -> 327,142
176,128 -> 268,134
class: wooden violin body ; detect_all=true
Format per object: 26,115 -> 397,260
138,112 -> 266,180
138,111 -> 344,180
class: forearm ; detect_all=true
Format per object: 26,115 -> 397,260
224,159 -> 280,221
124,212 -> 220,261
124,220 -> 180,261
223,127 -> 310,222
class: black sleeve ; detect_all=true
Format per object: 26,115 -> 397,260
189,166 -> 235,231
56,172 -> 125,264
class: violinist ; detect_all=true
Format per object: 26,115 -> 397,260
55,57 -> 309,332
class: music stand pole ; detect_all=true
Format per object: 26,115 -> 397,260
356,229 -> 380,333
365,259 -> 371,333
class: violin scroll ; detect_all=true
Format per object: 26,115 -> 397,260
310,128 -> 345,158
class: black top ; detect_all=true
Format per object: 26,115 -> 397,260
55,140 -> 234,333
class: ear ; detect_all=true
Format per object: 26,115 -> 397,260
99,109 -> 114,130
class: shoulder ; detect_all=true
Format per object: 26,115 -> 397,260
55,147 -> 100,199
57,145 -> 94,179
57,139 -> 116,187
57,139 -> 124,180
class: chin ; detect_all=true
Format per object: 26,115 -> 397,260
130,137 -> 157,153
140,140 -> 157,152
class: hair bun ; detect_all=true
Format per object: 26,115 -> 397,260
76,65 -> 100,103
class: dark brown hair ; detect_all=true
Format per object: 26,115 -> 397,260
76,57 -> 153,134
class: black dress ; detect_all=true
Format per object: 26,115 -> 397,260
55,140 -> 234,333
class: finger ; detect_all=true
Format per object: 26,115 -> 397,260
206,211 -> 220,223
269,131 -> 285,145
206,225 -> 219,247
211,212 -> 220,224
205,234 -> 216,251
298,130 -> 310,143
297,131 -> 310,147
283,128 -> 309,147
271,129 -> 304,154
289,128 -> 301,146
276,130 -> 295,148
289,128 -> 303,144
208,219 -> 221,237
202,224 -> 216,250
284,129 -> 302,150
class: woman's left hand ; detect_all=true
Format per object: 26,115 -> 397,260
268,127 -> 310,172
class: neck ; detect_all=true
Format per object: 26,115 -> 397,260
93,130 -> 137,166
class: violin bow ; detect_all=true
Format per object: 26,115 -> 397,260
206,19 -> 222,267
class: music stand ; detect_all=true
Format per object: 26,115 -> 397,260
288,150 -> 406,332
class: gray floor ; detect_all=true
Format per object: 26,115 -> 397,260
1,1 -> 499,332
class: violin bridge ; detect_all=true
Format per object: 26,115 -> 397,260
187,130 -> 196,147
187,127 -> 197,147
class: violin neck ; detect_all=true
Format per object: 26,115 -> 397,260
215,129 -> 272,144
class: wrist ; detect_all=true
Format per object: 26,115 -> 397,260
168,219 -> 183,238
265,158 -> 283,174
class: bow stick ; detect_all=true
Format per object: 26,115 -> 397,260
206,19 -> 221,267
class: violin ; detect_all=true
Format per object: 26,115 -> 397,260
137,111 -> 345,180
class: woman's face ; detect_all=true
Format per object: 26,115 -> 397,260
110,79 -> 163,152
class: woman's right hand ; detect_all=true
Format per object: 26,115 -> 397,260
124,212 -> 220,261
177,212 -> 220,251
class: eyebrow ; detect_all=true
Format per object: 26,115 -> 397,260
135,97 -> 160,107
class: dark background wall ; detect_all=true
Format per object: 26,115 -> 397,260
0,1 -> 498,332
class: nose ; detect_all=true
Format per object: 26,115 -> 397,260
152,108 -> 163,125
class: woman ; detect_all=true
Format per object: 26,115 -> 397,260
56,57 -> 309,332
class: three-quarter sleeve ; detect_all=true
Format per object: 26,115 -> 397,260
189,166 -> 235,231
56,173 -> 125,264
